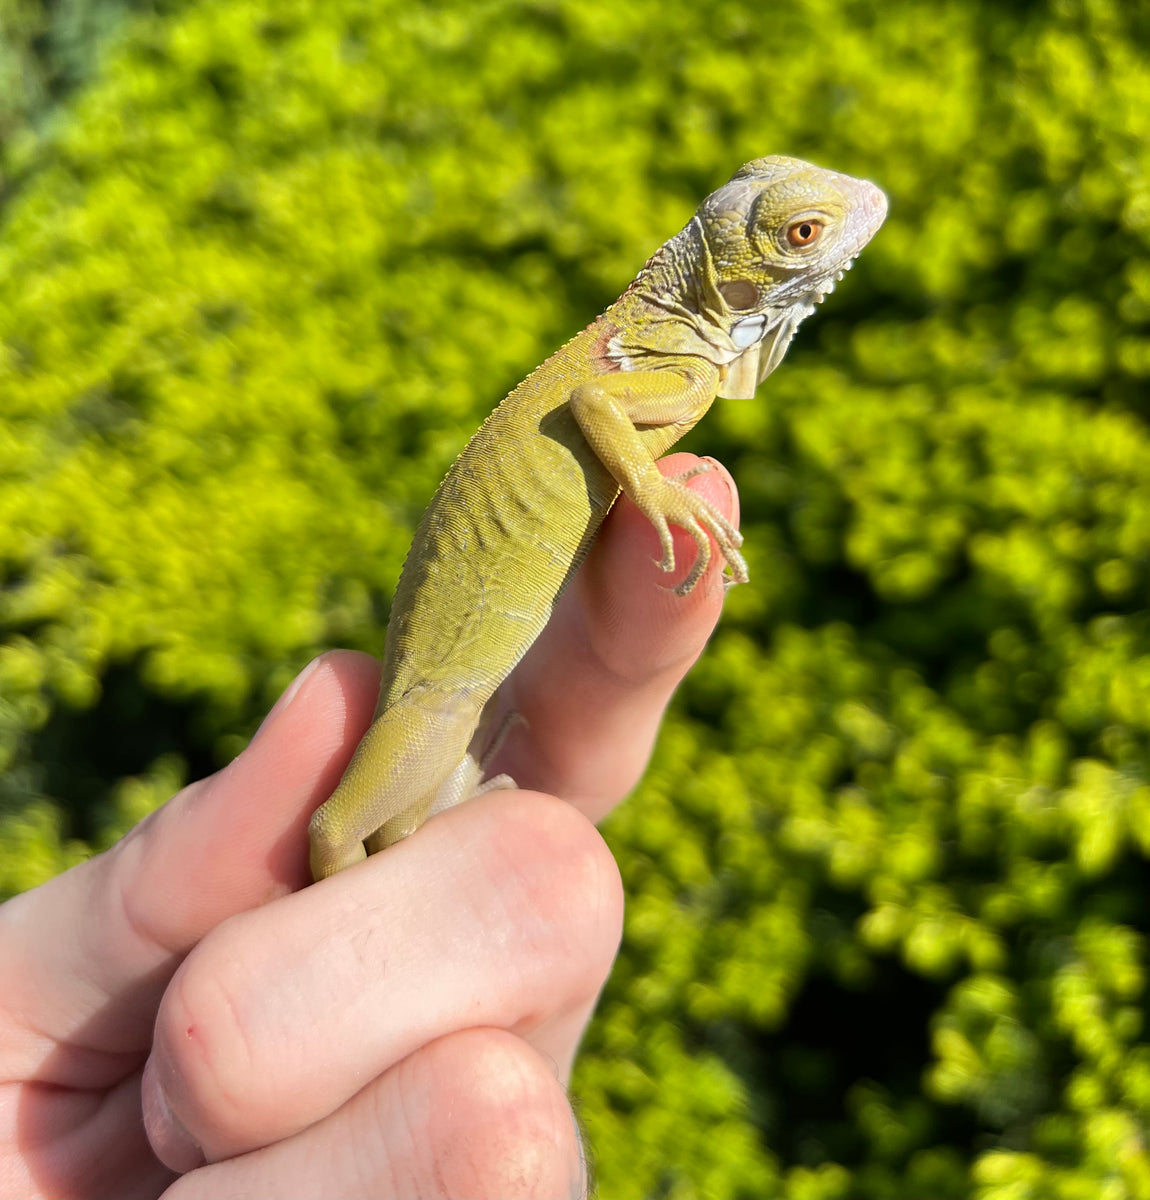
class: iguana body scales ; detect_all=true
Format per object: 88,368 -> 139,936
309,156 -> 887,879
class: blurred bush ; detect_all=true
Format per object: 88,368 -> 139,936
3,0 -> 1150,1194
0,0 -> 177,179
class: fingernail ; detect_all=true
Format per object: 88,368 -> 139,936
251,654 -> 325,743
700,456 -> 740,525
141,1055 -> 206,1173
699,455 -> 733,497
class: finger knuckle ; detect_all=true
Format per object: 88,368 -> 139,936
153,935 -> 260,1139
406,1029 -> 583,1199
473,794 -> 624,999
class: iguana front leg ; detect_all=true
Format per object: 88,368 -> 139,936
569,368 -> 748,595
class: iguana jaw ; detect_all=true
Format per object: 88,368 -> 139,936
719,250 -> 867,400
809,262 -> 850,304
728,256 -> 853,344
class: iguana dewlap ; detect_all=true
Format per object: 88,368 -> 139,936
309,156 -> 887,879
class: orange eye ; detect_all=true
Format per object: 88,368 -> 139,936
786,219 -> 824,247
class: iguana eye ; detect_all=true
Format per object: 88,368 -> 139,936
786,219 -> 824,247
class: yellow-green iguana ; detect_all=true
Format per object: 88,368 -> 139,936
309,155 -> 887,880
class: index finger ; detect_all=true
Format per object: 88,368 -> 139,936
494,452 -> 739,821
0,651 -> 380,1084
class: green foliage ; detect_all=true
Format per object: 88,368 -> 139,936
0,0 -> 175,188
3,0 -> 1150,1194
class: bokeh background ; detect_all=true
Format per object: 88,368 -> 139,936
3,0 -> 1150,1195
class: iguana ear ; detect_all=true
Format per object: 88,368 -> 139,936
717,305 -> 810,399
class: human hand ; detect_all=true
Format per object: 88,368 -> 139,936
0,453 -> 737,1198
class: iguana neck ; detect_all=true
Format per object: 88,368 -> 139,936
629,217 -> 727,333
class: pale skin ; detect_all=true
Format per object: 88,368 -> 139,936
0,455 -> 737,1199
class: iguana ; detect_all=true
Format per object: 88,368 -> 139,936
309,155 -> 887,880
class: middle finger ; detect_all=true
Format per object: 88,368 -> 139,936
143,790 -> 622,1168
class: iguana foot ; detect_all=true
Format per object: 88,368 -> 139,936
633,460 -> 748,595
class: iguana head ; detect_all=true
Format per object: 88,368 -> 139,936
698,155 -> 887,398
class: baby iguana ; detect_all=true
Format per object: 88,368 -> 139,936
309,155 -> 887,879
